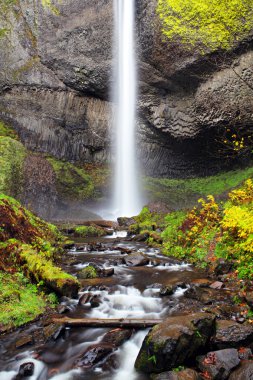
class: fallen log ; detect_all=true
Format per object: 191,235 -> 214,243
52,317 -> 162,328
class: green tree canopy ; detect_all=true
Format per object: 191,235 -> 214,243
157,0 -> 253,52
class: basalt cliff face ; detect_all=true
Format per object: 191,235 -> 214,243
0,0 -> 253,178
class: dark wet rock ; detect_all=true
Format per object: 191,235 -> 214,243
74,343 -> 115,369
102,328 -> 133,346
151,369 -> 201,380
123,252 -> 149,267
17,362 -> 35,378
238,347 -> 252,360
228,360 -> 253,379
160,285 -> 175,296
115,246 -> 133,254
76,246 -> 86,252
64,243 -> 76,250
197,349 -> 240,380
212,320 -> 253,349
135,312 -> 216,373
43,323 -> 63,342
90,295 -> 102,308
184,286 -> 230,305
117,217 -> 136,227
57,304 -> 71,314
15,335 -> 34,349
210,281 -> 224,290
78,293 -> 93,306
214,260 -> 234,276
102,268 -> 114,277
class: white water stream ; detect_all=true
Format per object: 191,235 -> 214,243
113,0 -> 142,218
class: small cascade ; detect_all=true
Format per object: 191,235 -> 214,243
113,0 -> 142,218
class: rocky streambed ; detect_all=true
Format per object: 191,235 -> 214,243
1,233 -> 253,380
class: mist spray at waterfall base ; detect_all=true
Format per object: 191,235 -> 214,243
112,0 -> 142,218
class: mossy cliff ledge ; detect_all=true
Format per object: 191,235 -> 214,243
0,194 -> 79,302
0,1 -> 252,177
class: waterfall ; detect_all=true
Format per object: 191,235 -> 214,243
113,0 -> 142,218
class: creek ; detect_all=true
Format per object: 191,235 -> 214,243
0,233 -> 207,380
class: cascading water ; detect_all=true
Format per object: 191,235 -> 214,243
113,0 -> 142,218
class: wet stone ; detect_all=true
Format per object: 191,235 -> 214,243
135,312 -> 216,373
90,295 -> 102,308
17,362 -> 35,378
197,349 -> 240,380
102,328 -> 133,347
210,281 -> 224,290
228,360 -> 253,379
74,343 -> 115,369
43,323 -> 63,341
102,268 -> 114,277
123,252 -> 149,267
213,320 -> 253,349
160,285 -> 174,296
78,293 -> 93,305
15,335 -> 34,349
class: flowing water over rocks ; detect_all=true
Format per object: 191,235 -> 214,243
0,234 -> 249,380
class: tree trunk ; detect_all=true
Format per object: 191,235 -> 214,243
52,317 -> 162,328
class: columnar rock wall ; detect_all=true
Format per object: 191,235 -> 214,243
0,0 -> 252,178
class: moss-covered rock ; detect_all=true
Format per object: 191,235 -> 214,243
46,157 -> 95,201
0,136 -> 26,197
74,225 -> 106,238
78,265 -> 98,279
135,313 -> 216,373
0,194 -> 80,320
157,0 -> 253,52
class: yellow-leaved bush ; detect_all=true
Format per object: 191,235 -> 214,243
157,0 -> 253,52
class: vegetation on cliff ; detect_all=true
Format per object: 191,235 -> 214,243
0,122 -> 26,197
133,178 -> 253,279
0,194 -> 79,330
157,0 -> 253,52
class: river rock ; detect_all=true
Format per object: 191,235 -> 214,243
151,369 -> 201,380
184,286 -> 230,305
102,328 -> 133,346
210,281 -> 224,290
90,295 -> 102,308
214,260 -> 234,275
228,360 -> 253,379
78,293 -> 93,306
74,343 -> 115,369
135,312 -> 216,373
102,268 -> 114,277
238,347 -> 252,360
123,252 -> 149,267
197,349 -> 240,380
117,217 -> 136,227
17,362 -> 35,378
15,335 -> 34,349
159,285 -> 175,296
212,320 -> 253,349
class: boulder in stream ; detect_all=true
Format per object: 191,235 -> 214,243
212,320 -> 253,349
123,252 -> 149,267
135,312 -> 216,373
229,360 -> 253,379
197,348 -> 240,380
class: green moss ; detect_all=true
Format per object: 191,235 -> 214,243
0,121 -> 18,139
144,166 -> 253,210
157,0 -> 253,52
0,271 -> 46,329
74,225 -> 105,238
79,265 -> 98,279
46,157 -> 95,201
0,136 -> 26,197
